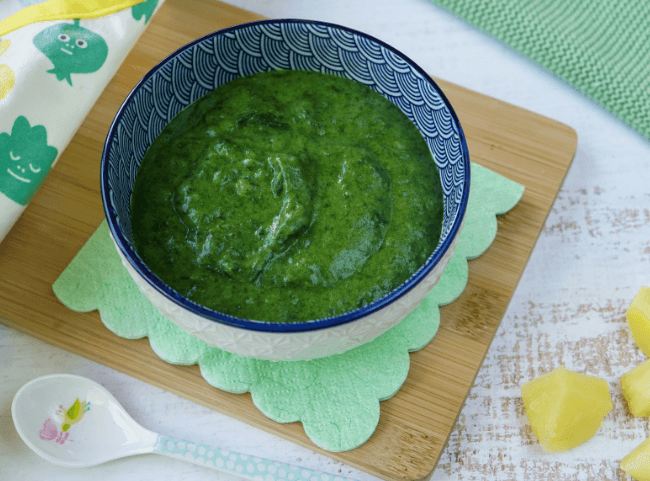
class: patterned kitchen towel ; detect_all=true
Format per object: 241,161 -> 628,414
430,0 -> 650,140
0,0 -> 162,242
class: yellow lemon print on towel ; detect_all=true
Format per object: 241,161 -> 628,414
0,39 -> 10,56
0,39 -> 15,100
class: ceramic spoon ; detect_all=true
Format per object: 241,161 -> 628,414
12,374 -> 355,480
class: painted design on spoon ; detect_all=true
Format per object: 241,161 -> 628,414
39,419 -> 70,444
39,398 -> 90,445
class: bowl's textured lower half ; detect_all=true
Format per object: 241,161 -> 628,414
113,220 -> 462,361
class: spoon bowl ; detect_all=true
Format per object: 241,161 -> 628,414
12,374 -> 158,468
12,374 -> 354,480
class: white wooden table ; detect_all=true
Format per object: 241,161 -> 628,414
2,0 -> 649,479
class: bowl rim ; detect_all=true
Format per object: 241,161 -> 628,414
100,18 -> 471,333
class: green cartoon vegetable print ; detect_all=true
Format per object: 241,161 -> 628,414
0,116 -> 58,205
132,0 -> 158,24
33,19 -> 108,86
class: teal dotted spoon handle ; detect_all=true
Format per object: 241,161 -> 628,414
154,435 -> 357,481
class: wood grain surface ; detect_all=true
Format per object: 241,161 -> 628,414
0,0 -> 577,480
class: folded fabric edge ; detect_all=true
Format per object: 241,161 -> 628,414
0,0 -> 147,37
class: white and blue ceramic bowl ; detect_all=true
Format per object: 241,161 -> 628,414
101,19 -> 470,361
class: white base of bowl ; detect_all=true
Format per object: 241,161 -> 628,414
113,223 -> 462,361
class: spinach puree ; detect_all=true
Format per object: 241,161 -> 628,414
131,70 -> 443,323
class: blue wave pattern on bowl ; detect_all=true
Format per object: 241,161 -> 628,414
107,20 -> 466,244
103,20 -> 469,332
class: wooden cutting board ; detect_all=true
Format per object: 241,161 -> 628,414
0,0 -> 577,479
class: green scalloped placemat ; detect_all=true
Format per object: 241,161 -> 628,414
430,0 -> 650,140
52,162 -> 523,452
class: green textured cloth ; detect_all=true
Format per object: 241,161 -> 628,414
431,0 -> 650,140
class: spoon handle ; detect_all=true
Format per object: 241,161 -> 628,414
153,435 -> 357,481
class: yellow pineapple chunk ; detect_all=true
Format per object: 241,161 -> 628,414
621,359 -> 650,416
621,438 -> 650,480
627,287 -> 650,357
521,365 -> 612,452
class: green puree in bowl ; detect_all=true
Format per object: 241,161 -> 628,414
131,70 -> 443,323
